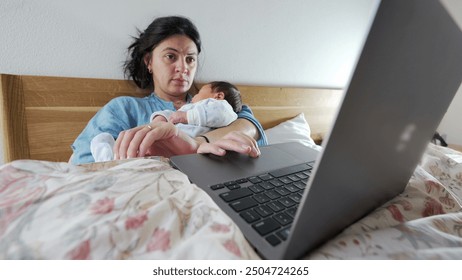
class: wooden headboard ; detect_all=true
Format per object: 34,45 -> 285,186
1,74 -> 342,163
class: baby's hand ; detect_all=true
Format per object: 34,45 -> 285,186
169,111 -> 188,124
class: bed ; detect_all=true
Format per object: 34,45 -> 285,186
1,74 -> 462,259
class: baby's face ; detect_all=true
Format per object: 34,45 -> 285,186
192,84 -> 216,103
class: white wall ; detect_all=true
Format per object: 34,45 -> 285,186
0,0 -> 378,87
438,0 -> 462,146
0,0 -> 461,163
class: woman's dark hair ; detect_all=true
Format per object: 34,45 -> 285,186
124,16 -> 202,90
210,81 -> 242,113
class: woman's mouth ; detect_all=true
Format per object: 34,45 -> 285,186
171,78 -> 189,85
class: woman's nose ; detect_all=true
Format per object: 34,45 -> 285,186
175,59 -> 189,73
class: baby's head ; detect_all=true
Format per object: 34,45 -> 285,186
192,81 -> 242,112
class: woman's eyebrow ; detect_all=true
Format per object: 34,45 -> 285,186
161,47 -> 179,53
161,47 -> 197,56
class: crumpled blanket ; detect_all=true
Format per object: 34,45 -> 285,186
308,144 -> 462,259
0,157 -> 258,259
1,144 -> 461,259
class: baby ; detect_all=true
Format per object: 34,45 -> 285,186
150,81 -> 242,137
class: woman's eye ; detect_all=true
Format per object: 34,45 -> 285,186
186,56 -> 196,63
165,54 -> 176,60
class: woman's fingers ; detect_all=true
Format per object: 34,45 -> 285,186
197,131 -> 261,158
197,142 -> 226,156
114,122 -> 181,159
113,126 -> 146,159
138,123 -> 179,156
113,131 -> 123,160
128,126 -> 153,158
222,131 -> 260,157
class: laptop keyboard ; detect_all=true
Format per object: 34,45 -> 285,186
210,162 -> 314,246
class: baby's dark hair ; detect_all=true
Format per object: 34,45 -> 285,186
123,16 -> 201,90
209,81 -> 242,113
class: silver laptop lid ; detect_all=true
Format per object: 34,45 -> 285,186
283,0 -> 462,259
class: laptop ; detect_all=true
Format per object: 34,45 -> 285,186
170,0 -> 462,259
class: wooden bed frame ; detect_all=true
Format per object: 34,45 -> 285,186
0,74 -> 343,163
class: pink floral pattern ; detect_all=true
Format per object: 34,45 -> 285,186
0,165 -> 47,236
309,144 -> 462,259
211,223 -> 231,233
147,228 -> 171,252
67,240 -> 91,260
223,239 -> 241,257
0,158 -> 258,259
1,144 -> 462,259
386,204 -> 404,222
125,211 -> 148,230
422,197 -> 445,217
91,197 -> 115,214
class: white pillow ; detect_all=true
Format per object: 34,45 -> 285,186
264,113 -> 321,150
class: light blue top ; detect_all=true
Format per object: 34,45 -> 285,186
71,93 -> 268,164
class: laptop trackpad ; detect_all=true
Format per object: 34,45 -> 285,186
170,142 -> 320,187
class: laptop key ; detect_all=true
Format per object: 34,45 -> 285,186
249,184 -> 264,193
285,184 -> 299,193
260,182 -> 274,190
220,188 -> 252,202
279,177 -> 293,184
288,175 -> 300,182
269,179 -> 284,187
276,227 -> 291,241
279,197 -> 296,208
265,234 -> 281,246
253,217 -> 281,236
289,193 -> 302,203
259,174 -> 274,181
286,207 -> 297,218
253,193 -> 270,204
240,209 -> 260,223
229,196 -> 258,212
254,205 -> 273,217
274,213 -> 293,226
266,190 -> 281,200
293,181 -> 306,189
211,184 -> 225,190
275,187 -> 290,196
227,184 -> 240,190
248,176 -> 262,184
266,201 -> 284,212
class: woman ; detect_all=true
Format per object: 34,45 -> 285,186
71,16 -> 267,164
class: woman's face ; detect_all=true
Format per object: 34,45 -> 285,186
147,34 -> 198,101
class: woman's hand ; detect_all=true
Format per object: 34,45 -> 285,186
113,122 -> 199,159
197,131 -> 260,158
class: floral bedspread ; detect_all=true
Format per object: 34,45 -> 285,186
309,144 -> 462,259
1,144 -> 462,259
